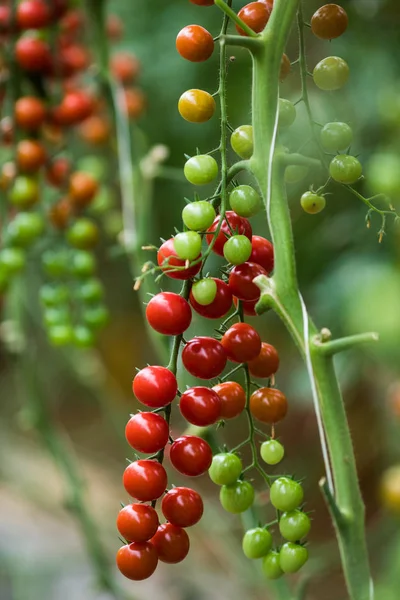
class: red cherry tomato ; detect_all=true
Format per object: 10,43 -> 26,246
180,386 -> 221,426
0,6 -> 11,33
57,43 -> 90,77
46,158 -> 70,187
212,381 -> 246,419
15,36 -> 51,72
133,366 -> 177,408
123,460 -> 167,501
206,211 -> 252,256
117,504 -> 159,542
116,542 -> 158,580
111,52 -> 140,83
170,435 -> 212,476
16,140 -> 46,173
15,97 -> 47,131
162,487 -> 204,527
17,0 -> 51,29
157,238 -> 201,280
249,236 -> 274,273
151,523 -> 190,564
146,292 -> 192,335
236,1 -> 271,36
176,25 -> 214,62
229,262 -> 267,301
247,342 -> 280,378
221,322 -> 261,363
189,277 -> 232,319
125,413 -> 169,454
106,14 -> 124,40
52,91 -> 94,126
249,387 -> 288,424
233,296 -> 259,316
182,337 -> 227,379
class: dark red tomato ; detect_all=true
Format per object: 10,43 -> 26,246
116,542 -> 158,580
16,140 -> 46,172
133,366 -> 177,408
179,386 -> 221,426
247,342 -> 279,378
125,413 -> 169,454
157,238 -> 201,280
146,292 -> 192,335
229,262 -> 267,301
212,381 -> 246,419
170,435 -> 212,476
51,0 -> 69,18
221,322 -> 261,363
189,278 -> 232,319
58,44 -> 90,76
236,1 -> 271,36
190,0 -> 214,4
60,9 -> 84,35
206,211 -> 252,256
15,37 -> 51,72
162,487 -> 203,527
15,97 -> 47,131
249,236 -> 274,273
233,296 -> 258,316
151,523 -> 189,564
182,337 -> 227,379
0,6 -> 11,33
52,91 -> 94,126
46,158 -> 70,187
123,460 -> 167,501
117,504 -> 159,542
249,387 -> 288,424
17,0 -> 51,29
176,25 -> 214,63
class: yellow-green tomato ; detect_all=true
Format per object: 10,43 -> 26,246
230,125 -> 253,159
184,155 -> 218,185
313,56 -> 349,91
173,231 -> 202,260
329,155 -> 362,184
260,439 -> 285,465
300,191 -> 326,214
381,466 -> 400,514
242,528 -> 273,559
279,98 -> 296,128
223,234 -> 252,265
320,122 -> 353,152
229,185 -> 261,217
178,89 -> 216,123
192,278 -> 217,306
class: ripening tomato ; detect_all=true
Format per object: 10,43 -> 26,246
66,218 -> 99,249
178,89 -> 216,124
15,97 -> 47,131
189,278 -> 232,319
249,236 -> 274,273
49,198 -> 72,230
106,14 -> 124,40
0,6 -> 11,33
125,413 -> 169,454
111,52 -> 140,83
170,435 -> 212,476
206,211 -> 252,256
60,8 -> 84,35
236,1 -> 271,36
182,337 -> 227,379
250,387 -> 288,423
212,381 -> 246,419
313,56 -> 349,91
69,171 -> 98,208
311,3 -> 348,40
17,1 -> 51,30
15,36 -> 51,72
179,386 -> 221,426
162,487 -> 204,528
123,460 -> 167,501
78,115 -> 110,145
52,91 -> 94,126
229,262 -> 267,301
221,323 -> 261,363
117,504 -> 159,542
157,238 -> 201,280
133,366 -> 177,408
58,43 -> 91,76
247,342 -> 279,378
122,88 -> 146,119
151,523 -> 190,564
146,292 -> 192,335
46,158 -> 70,187
16,140 -> 46,173
116,542 -> 158,580
280,53 -> 291,81
176,25 -> 214,62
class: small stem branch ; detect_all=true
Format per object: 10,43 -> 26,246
223,33 -> 262,51
280,152 -> 321,170
313,332 -> 379,356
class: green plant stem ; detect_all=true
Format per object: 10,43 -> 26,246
214,0 -> 259,38
313,332 -> 379,356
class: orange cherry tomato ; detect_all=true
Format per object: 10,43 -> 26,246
15,97 -> 47,130
176,25 -> 214,62
69,172 -> 98,209
48,198 -> 72,230
122,88 -> 146,120
106,14 -> 124,41
78,115 -> 110,145
280,53 -> 291,81
178,89 -> 216,123
247,342 -> 280,378
111,52 -> 140,83
311,4 -> 348,40
16,139 -> 46,172
212,381 -> 246,419
236,2 -> 271,36
250,387 -> 287,424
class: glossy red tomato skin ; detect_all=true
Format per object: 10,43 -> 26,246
117,504 -> 159,542
233,296 -> 258,316
180,386 -> 221,426
236,1 -> 271,36
221,322 -> 262,363
229,262 -> 267,301
249,236 -> 274,274
206,211 -> 252,256
162,487 -> 204,527
176,25 -> 214,62
151,523 -> 190,564
157,238 -> 201,280
116,542 -> 158,580
17,1 -> 51,29
146,292 -> 192,335
189,278 -> 232,319
15,97 -> 47,130
249,387 -> 288,424
52,91 -> 94,126
212,381 -> 246,419
170,435 -> 212,476
15,37 -> 51,72
123,460 -> 167,501
133,366 -> 177,408
125,413 -> 169,454
247,342 -> 280,378
182,337 -> 227,379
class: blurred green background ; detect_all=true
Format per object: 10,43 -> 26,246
1,0 -> 400,599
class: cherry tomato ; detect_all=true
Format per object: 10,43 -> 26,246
242,528 -> 273,559
157,238 -> 201,280
260,439 -> 285,465
16,140 -> 46,173
151,523 -> 190,564
7,212 -> 44,247
191,278 -> 217,306
311,4 -> 348,40
300,191 -> 326,214
206,211 -> 252,256
69,250 -> 96,277
230,125 -> 253,159
170,435 -> 212,476
262,551 -> 283,579
69,171 -> 98,209
178,89 -> 216,123
162,487 -> 203,527
279,98 -> 296,128
233,296 -> 259,316
174,231 -> 202,260
229,185 -> 261,218
75,278 -> 103,302
280,53 -> 291,81
279,510 -> 311,542
329,154 -> 362,184
122,88 -> 146,120
320,121 -> 353,152
248,342 -> 279,378
250,387 -> 287,423
0,6 -> 11,33
49,198 -> 72,230
15,36 -> 51,72
221,323 -> 261,363
249,236 -> 274,274
0,248 -> 26,274
66,218 -> 99,249
236,1 -> 271,36
123,460 -> 167,501
208,453 -> 243,485
78,115 -> 110,145
182,337 -> 227,379
133,366 -> 177,408
46,158 -> 70,187
212,381 -> 246,419
117,504 -> 159,543
106,14 -> 124,40
189,278 -> 233,319
182,200 -> 216,231
146,292 -> 192,335
184,155 -> 218,185
223,235 -> 252,265
270,477 -> 304,511
313,56 -> 349,91
15,97 -> 46,131
125,413 -> 169,454
116,542 -> 158,580
381,466 -> 400,513
53,91 -> 94,126
279,543 -> 308,573
219,480 -> 255,513
229,261 -> 267,301
9,175 -> 39,208
111,52 -> 140,83
180,386 -> 221,426
176,25 -> 214,62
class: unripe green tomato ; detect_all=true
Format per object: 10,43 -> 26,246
70,250 -> 97,277
43,306 -> 71,328
209,453 -> 243,486
47,324 -> 73,346
270,477 -> 304,511
279,510 -> 311,542
329,155 -> 362,184
223,234 -> 252,265
300,191 -> 326,214
313,56 -> 349,91
7,212 -> 44,246
75,278 -> 104,303
260,439 -> 285,465
279,99 -> 296,128
242,528 -> 273,559
229,185 -> 261,218
82,305 -> 109,329
262,551 -> 283,580
184,155 -> 218,186
73,325 -> 96,348
9,175 -> 39,208
103,210 -> 123,239
320,122 -> 353,152
220,480 -> 255,513
230,125 -> 253,159
67,218 -> 99,249
182,201 -> 216,231
192,278 -> 217,306
279,543 -> 308,573
42,250 -> 69,278
88,186 -> 115,214
40,283 -> 69,307
0,247 -> 26,275
173,231 -> 202,260
77,156 -> 108,182
284,165 -> 309,183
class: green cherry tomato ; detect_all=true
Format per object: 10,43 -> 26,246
75,279 -> 104,303
42,250 -> 69,277
192,278 -> 217,306
70,250 -> 97,277
300,191 -> 326,214
284,165 -> 309,183
220,480 -> 255,513
43,306 -> 71,328
229,185 -> 262,218
320,122 -> 353,152
182,201 -> 216,231
262,551 -> 283,580
9,175 -> 39,208
88,186 -> 115,215
279,510 -> 311,542
209,453 -> 243,486
270,477 -> 304,511
47,324 -> 73,346
77,155 -> 108,181
231,125 -> 253,159
279,543 -> 308,573
223,235 -> 252,265
279,99 -> 296,129
173,231 -> 202,260
7,212 -> 44,246
82,305 -> 109,329
329,155 -> 362,184
0,247 -> 26,275
40,283 -> 69,307
73,325 -> 96,348
313,56 -> 349,91
67,218 -> 99,249
184,155 -> 218,186
242,528 -> 273,559
260,439 -> 285,465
